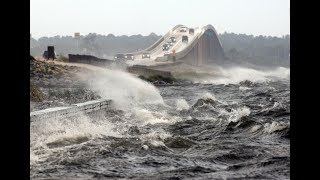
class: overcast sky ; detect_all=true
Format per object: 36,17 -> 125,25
30,0 -> 290,39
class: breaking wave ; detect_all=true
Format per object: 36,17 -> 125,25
172,65 -> 290,85
77,68 -> 164,109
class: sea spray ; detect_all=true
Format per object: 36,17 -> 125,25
77,68 -> 164,110
172,65 -> 290,85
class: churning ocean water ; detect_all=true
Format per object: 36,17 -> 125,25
30,65 -> 290,179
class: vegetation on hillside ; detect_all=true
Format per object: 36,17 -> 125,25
30,32 -> 290,67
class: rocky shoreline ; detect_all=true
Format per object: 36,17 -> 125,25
30,57 -> 101,112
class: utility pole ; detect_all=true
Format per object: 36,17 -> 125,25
74,32 -> 80,53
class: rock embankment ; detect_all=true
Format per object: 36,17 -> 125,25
30,58 -> 101,111
30,58 -> 87,88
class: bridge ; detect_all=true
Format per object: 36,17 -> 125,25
127,24 -> 225,66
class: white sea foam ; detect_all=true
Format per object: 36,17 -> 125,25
239,86 -> 252,91
30,151 -> 39,166
176,99 -> 190,111
261,102 -> 285,113
263,121 -> 289,134
250,125 -> 262,132
30,112 -> 121,165
141,129 -> 171,147
132,108 -> 174,125
228,106 -> 251,122
150,140 -> 166,147
31,112 -> 120,149
201,92 -> 217,100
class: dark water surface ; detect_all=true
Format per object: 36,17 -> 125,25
31,68 -> 289,179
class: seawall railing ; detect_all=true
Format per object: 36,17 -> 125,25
30,99 -> 112,122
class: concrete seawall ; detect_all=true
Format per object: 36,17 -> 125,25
30,99 -> 112,122
68,54 -> 113,66
127,65 -> 173,78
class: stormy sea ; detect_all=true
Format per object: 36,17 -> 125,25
30,65 -> 290,179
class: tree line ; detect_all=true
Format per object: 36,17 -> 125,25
30,33 -> 161,59
220,32 -> 290,67
30,32 -> 289,67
